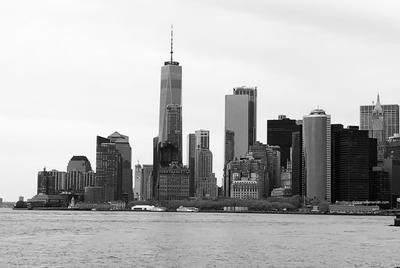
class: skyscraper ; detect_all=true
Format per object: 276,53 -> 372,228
108,132 -> 133,201
360,94 -> 400,161
267,115 -> 301,169
193,130 -> 216,198
158,28 -> 182,150
224,86 -> 257,164
134,163 -> 142,200
303,108 -> 331,202
166,104 -> 182,163
95,136 -> 122,202
291,129 -> 303,196
331,126 -> 371,202
187,133 -> 196,197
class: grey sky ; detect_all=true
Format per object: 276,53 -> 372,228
1,0 -> 400,201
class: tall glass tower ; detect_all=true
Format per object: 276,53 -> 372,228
158,28 -> 182,155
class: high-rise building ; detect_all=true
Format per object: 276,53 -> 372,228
291,129 -> 303,196
195,130 -> 210,149
266,145 -> 281,191
331,126 -> 372,202
385,134 -> 400,160
226,154 -> 265,199
224,86 -> 257,164
267,115 -> 301,169
192,130 -> 217,198
37,168 -> 55,195
108,132 -> 133,201
360,94 -> 400,161
134,164 -> 142,200
158,163 -> 190,200
95,136 -> 122,202
67,156 -> 92,173
166,104 -> 182,163
187,133 -> 196,197
142,165 -> 153,200
303,108 -> 331,202
158,29 -> 182,148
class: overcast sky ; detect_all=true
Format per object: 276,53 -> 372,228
1,0 -> 400,201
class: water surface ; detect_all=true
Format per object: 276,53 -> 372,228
0,208 -> 398,267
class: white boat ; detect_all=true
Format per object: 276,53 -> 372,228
176,206 -> 199,212
131,205 -> 166,212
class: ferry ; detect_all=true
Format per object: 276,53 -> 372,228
176,206 -> 199,212
131,205 -> 166,212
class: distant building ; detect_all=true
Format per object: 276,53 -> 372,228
196,176 -> 218,199
67,156 -> 92,173
95,136 -> 122,202
266,145 -> 281,191
193,130 -> 213,196
108,132 -> 133,201
224,86 -> 257,164
383,158 -> 400,205
267,115 -> 301,169
331,126 -> 372,202
271,187 -> 292,198
166,104 -> 182,163
142,165 -> 153,200
360,94 -> 400,162
291,129 -> 303,196
158,163 -> 190,200
369,166 -> 391,203
187,133 -> 196,197
226,154 -> 265,199
134,164 -> 142,200
303,108 -> 331,202
385,133 -> 400,160
37,168 -> 55,195
280,160 -> 292,189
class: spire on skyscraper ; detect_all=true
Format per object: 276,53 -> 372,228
170,25 -> 173,62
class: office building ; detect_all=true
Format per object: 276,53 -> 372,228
95,136 -> 122,202
266,145 -> 281,191
303,108 -> 331,202
142,165 -> 153,200
158,28 -> 182,147
369,167 -> 391,203
224,86 -> 257,164
225,154 -> 265,199
360,94 -> 400,161
187,133 -> 196,197
134,164 -> 142,200
195,129 -> 210,149
291,129 -> 303,196
385,133 -> 400,160
108,132 -> 133,201
267,115 -> 301,169
166,104 -> 182,163
37,168 -> 55,195
158,163 -> 190,200
67,156 -> 92,173
331,126 -> 371,202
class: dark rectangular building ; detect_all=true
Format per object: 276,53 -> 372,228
267,115 -> 301,168
331,126 -> 371,202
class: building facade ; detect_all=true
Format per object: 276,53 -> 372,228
267,115 -> 301,169
158,163 -> 190,201
303,108 -> 331,202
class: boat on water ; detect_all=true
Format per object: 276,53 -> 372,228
176,206 -> 199,212
131,205 -> 166,212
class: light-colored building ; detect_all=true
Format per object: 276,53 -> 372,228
224,86 -> 257,164
142,165 -> 153,200
134,164 -> 142,200
195,130 -> 210,149
226,154 -> 265,199
360,94 -> 399,141
303,108 -> 331,202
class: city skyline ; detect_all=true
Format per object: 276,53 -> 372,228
2,1 -> 400,201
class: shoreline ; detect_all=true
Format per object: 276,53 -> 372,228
11,207 -> 399,216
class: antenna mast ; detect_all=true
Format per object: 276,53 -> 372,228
170,25 -> 173,62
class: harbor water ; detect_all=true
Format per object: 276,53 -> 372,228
0,208 -> 399,267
